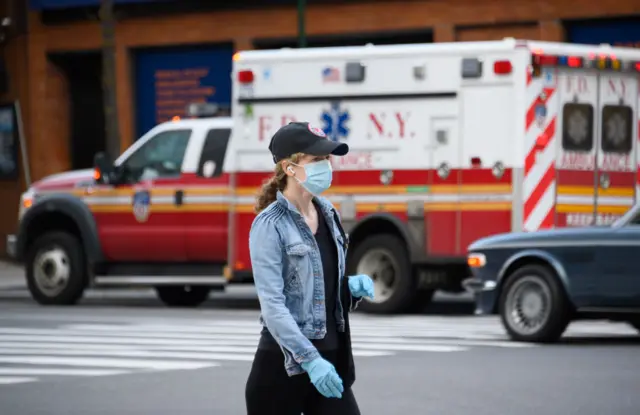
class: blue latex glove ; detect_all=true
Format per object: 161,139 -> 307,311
348,274 -> 375,299
301,357 -> 344,399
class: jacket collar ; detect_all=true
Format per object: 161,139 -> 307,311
276,191 -> 334,218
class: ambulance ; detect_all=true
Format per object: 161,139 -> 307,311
227,38 -> 640,313
10,38 -> 640,314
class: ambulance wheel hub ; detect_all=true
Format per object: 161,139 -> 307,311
357,248 -> 399,304
34,247 -> 70,297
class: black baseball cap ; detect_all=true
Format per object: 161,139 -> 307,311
268,122 -> 349,163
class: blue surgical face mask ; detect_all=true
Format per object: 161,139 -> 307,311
291,159 -> 333,195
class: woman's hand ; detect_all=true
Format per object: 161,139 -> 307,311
347,274 -> 374,300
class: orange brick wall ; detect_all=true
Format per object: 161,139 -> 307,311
0,0 -> 638,229
24,0 -> 640,179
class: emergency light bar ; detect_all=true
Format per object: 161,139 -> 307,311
531,50 -> 640,77
185,102 -> 230,118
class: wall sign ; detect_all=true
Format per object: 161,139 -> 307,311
134,45 -> 233,138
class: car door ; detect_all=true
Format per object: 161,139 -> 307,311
95,128 -> 194,262
596,212 -> 640,308
185,127 -> 232,262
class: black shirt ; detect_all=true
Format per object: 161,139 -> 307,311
258,200 -> 341,350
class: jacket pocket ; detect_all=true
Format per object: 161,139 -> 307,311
284,243 -> 312,292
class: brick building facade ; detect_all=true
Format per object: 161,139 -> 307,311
0,0 -> 638,252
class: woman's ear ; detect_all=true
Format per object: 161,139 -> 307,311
281,160 -> 294,177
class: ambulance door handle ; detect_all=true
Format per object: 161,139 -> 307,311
174,190 -> 184,206
599,173 -> 610,190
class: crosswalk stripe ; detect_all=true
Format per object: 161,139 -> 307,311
0,347 -> 253,362
0,368 -> 129,376
0,376 -> 36,384
0,356 -> 217,370
61,323 -> 511,341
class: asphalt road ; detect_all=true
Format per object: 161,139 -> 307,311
0,294 -> 639,415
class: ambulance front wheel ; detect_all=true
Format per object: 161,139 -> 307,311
155,285 -> 211,307
25,231 -> 87,305
348,233 -> 417,314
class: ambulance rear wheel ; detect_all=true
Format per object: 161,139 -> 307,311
155,285 -> 211,307
348,234 -> 415,314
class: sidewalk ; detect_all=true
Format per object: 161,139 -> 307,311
0,260 -> 25,290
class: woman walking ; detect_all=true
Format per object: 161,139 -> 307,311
245,122 -> 375,415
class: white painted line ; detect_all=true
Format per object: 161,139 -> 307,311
0,348 -> 251,362
0,376 -> 36,385
0,368 -> 128,376
64,324 -> 263,335
0,342 -> 259,354
0,356 -> 217,370
352,344 -> 466,352
352,350 -> 395,357
0,327 -> 532,348
0,327 -> 263,342
0,334 -> 252,347
60,324 -> 509,340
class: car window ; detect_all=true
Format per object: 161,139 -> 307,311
601,105 -> 632,154
561,103 -> 594,152
627,213 -> 640,226
122,129 -> 191,182
197,128 -> 231,178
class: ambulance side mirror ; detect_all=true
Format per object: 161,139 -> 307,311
93,152 -> 116,184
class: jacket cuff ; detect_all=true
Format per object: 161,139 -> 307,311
293,347 -> 321,365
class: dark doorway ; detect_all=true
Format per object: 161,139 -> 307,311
253,29 -> 433,50
49,51 -> 106,170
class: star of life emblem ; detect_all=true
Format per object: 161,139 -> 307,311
567,108 -> 589,145
604,112 -> 627,147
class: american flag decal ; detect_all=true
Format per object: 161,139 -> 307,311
322,66 -> 340,83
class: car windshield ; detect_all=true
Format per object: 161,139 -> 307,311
611,204 -> 640,228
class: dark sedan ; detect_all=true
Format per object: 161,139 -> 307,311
463,205 -> 640,343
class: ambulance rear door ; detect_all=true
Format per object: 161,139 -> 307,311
595,72 -> 637,223
554,63 -> 637,227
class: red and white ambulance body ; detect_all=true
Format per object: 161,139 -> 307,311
227,39 -> 640,312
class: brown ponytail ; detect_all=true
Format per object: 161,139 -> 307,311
254,153 -> 303,213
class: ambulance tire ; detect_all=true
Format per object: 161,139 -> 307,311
25,231 -> 87,306
348,234 -> 415,314
498,264 -> 571,343
155,285 -> 211,307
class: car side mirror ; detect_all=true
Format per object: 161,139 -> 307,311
93,152 -> 116,184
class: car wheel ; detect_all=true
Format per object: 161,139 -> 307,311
155,285 -> 211,307
498,264 -> 571,343
347,234 -> 415,314
26,231 -> 87,305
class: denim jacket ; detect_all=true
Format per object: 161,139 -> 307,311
249,191 -> 363,376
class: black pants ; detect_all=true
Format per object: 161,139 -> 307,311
245,349 -> 361,415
